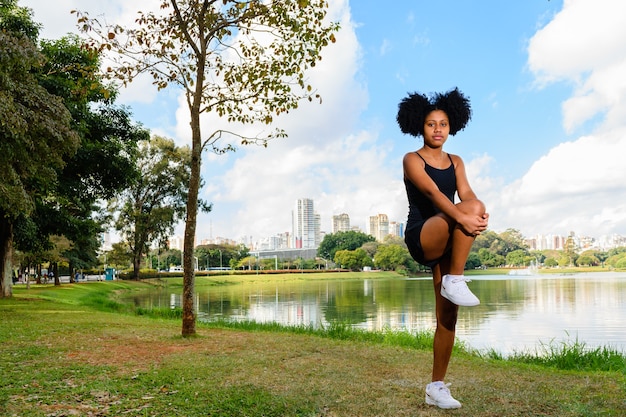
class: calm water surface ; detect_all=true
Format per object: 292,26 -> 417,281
129,272 -> 626,356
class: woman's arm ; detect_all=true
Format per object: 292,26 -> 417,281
450,154 -> 477,202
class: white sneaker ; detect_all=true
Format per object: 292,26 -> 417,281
441,274 -> 480,306
425,381 -> 462,409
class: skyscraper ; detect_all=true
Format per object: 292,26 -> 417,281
332,213 -> 351,233
292,198 -> 319,248
368,213 -> 389,242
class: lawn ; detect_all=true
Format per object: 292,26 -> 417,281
1,279 -> 624,416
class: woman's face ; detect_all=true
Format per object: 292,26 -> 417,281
423,110 -> 450,147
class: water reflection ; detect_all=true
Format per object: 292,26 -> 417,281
128,272 -> 626,355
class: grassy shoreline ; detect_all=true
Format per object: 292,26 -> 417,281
2,278 -> 625,416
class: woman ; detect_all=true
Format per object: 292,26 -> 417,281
397,88 -> 489,409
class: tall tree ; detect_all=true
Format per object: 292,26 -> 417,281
112,136 -> 195,280
11,33 -> 146,286
0,1 -> 80,297
317,230 -> 376,261
75,0 -> 339,335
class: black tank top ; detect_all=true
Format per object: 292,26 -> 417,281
404,153 -> 456,230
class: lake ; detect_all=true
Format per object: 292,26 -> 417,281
128,271 -> 626,356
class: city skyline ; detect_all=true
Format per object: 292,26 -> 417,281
186,196 -> 626,253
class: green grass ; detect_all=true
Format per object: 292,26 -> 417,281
510,337 -> 625,372
12,279 -> 626,373
2,279 -> 625,416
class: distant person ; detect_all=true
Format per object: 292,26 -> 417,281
397,88 -> 489,409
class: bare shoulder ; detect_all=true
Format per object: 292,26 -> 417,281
403,151 -> 425,168
448,153 -> 465,167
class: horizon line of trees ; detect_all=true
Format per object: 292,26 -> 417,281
312,229 -> 626,274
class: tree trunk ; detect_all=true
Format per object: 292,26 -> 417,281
69,261 -> 75,283
53,262 -> 60,286
0,217 -> 13,298
181,98 -> 203,338
132,249 -> 141,280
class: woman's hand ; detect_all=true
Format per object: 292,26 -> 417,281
458,212 -> 489,236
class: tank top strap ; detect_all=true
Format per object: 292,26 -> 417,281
415,152 -> 453,168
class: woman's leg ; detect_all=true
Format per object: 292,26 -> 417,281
431,259 -> 459,382
419,199 -> 485,382
420,199 -> 485,267
448,199 -> 486,275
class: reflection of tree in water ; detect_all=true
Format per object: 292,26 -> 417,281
196,291 -> 239,318
321,281 -> 376,325
124,275 -> 626,354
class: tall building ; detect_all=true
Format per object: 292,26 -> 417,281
292,198 -> 320,249
368,214 -> 389,242
332,213 -> 351,233
167,235 -> 184,251
314,212 -> 321,247
389,221 -> 404,238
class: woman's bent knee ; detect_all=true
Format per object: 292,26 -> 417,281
458,199 -> 485,215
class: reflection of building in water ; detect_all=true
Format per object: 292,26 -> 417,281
246,292 -> 322,327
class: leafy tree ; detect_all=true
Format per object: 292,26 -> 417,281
529,250 -> 546,265
558,255 -> 572,267
544,257 -> 558,268
489,228 -> 527,257
607,246 -> 626,257
161,249 -> 183,270
106,242 -> 133,269
360,241 -> 379,258
0,1 -> 80,296
478,248 -> 506,268
615,256 -> 626,269
334,248 -> 372,271
465,252 -> 482,270
472,230 -> 498,251
606,251 -> 626,268
506,249 -> 530,267
237,256 -> 259,270
75,0 -> 339,336
579,249 -> 607,264
381,234 -> 407,247
576,255 -> 599,267
37,35 -> 146,283
111,136 -> 194,279
374,244 -> 408,271
533,249 -> 561,262
195,243 -> 245,270
318,231 -> 376,260
563,235 -> 578,266
4,29 -> 145,287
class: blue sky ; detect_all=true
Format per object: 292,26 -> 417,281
21,0 -> 626,245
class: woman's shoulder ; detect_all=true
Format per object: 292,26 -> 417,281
403,151 -> 426,166
447,152 -> 464,164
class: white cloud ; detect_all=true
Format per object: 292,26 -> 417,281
494,127 -> 626,236
488,0 -> 626,238
528,0 -> 626,133
528,0 -> 626,83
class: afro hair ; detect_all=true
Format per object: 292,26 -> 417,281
396,87 -> 472,137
